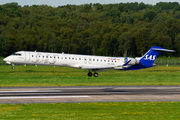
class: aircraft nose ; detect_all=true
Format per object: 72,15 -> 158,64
3,57 -> 12,64
3,57 -> 8,61
3,56 -> 11,62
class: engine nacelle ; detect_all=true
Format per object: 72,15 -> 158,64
126,58 -> 140,65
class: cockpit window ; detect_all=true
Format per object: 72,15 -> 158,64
12,53 -> 22,56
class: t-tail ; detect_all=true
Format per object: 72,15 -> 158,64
128,46 -> 175,70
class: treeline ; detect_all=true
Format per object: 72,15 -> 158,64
0,2 -> 180,57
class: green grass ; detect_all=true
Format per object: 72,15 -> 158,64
0,102 -> 180,119
0,65 -> 180,87
1,65 -> 180,119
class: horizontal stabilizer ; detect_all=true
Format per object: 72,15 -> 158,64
152,48 -> 175,52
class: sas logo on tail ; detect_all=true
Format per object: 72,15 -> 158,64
144,55 -> 156,60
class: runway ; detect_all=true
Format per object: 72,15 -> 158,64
0,86 -> 180,104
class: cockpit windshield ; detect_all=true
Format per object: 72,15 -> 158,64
12,53 -> 22,56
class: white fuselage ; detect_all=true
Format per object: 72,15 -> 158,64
3,46 -> 174,77
4,51 -> 129,70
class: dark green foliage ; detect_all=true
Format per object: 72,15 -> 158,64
155,2 -> 179,10
137,2 -> 148,10
173,5 -> 180,14
0,2 -> 180,57
144,11 -> 156,21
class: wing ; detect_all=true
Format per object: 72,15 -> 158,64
81,65 -> 116,70
80,60 -> 132,72
80,65 -> 125,72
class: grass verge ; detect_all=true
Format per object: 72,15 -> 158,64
0,65 -> 180,87
0,102 -> 180,119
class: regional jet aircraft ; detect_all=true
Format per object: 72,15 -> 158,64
3,46 -> 175,77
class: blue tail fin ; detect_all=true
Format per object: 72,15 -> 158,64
140,46 -> 175,68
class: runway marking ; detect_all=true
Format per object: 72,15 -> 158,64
0,96 -> 89,99
0,90 -> 62,93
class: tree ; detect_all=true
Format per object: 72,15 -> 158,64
0,2 -> 180,57
118,32 -> 133,57
134,28 -> 149,56
137,2 -> 148,11
144,11 -> 156,21
175,34 -> 180,56
98,33 -> 111,56
0,35 -> 9,56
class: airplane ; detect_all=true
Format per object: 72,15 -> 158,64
3,46 -> 175,77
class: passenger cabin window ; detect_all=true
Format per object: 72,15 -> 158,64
32,55 -> 34,57
79,58 -> 81,60
65,57 -> 67,59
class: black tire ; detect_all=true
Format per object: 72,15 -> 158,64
11,66 -> 15,69
94,73 -> 98,77
88,72 -> 92,77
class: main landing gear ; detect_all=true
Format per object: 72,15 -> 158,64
87,70 -> 98,77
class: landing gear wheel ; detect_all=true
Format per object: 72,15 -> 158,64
11,64 -> 15,69
87,72 -> 92,77
94,73 -> 98,77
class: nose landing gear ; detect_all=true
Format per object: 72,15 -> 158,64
87,70 -> 98,77
11,64 -> 15,69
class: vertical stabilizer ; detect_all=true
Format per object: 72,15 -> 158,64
140,46 -> 175,68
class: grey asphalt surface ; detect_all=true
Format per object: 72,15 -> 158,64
0,86 -> 180,104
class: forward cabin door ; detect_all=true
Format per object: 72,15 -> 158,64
25,52 -> 30,62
